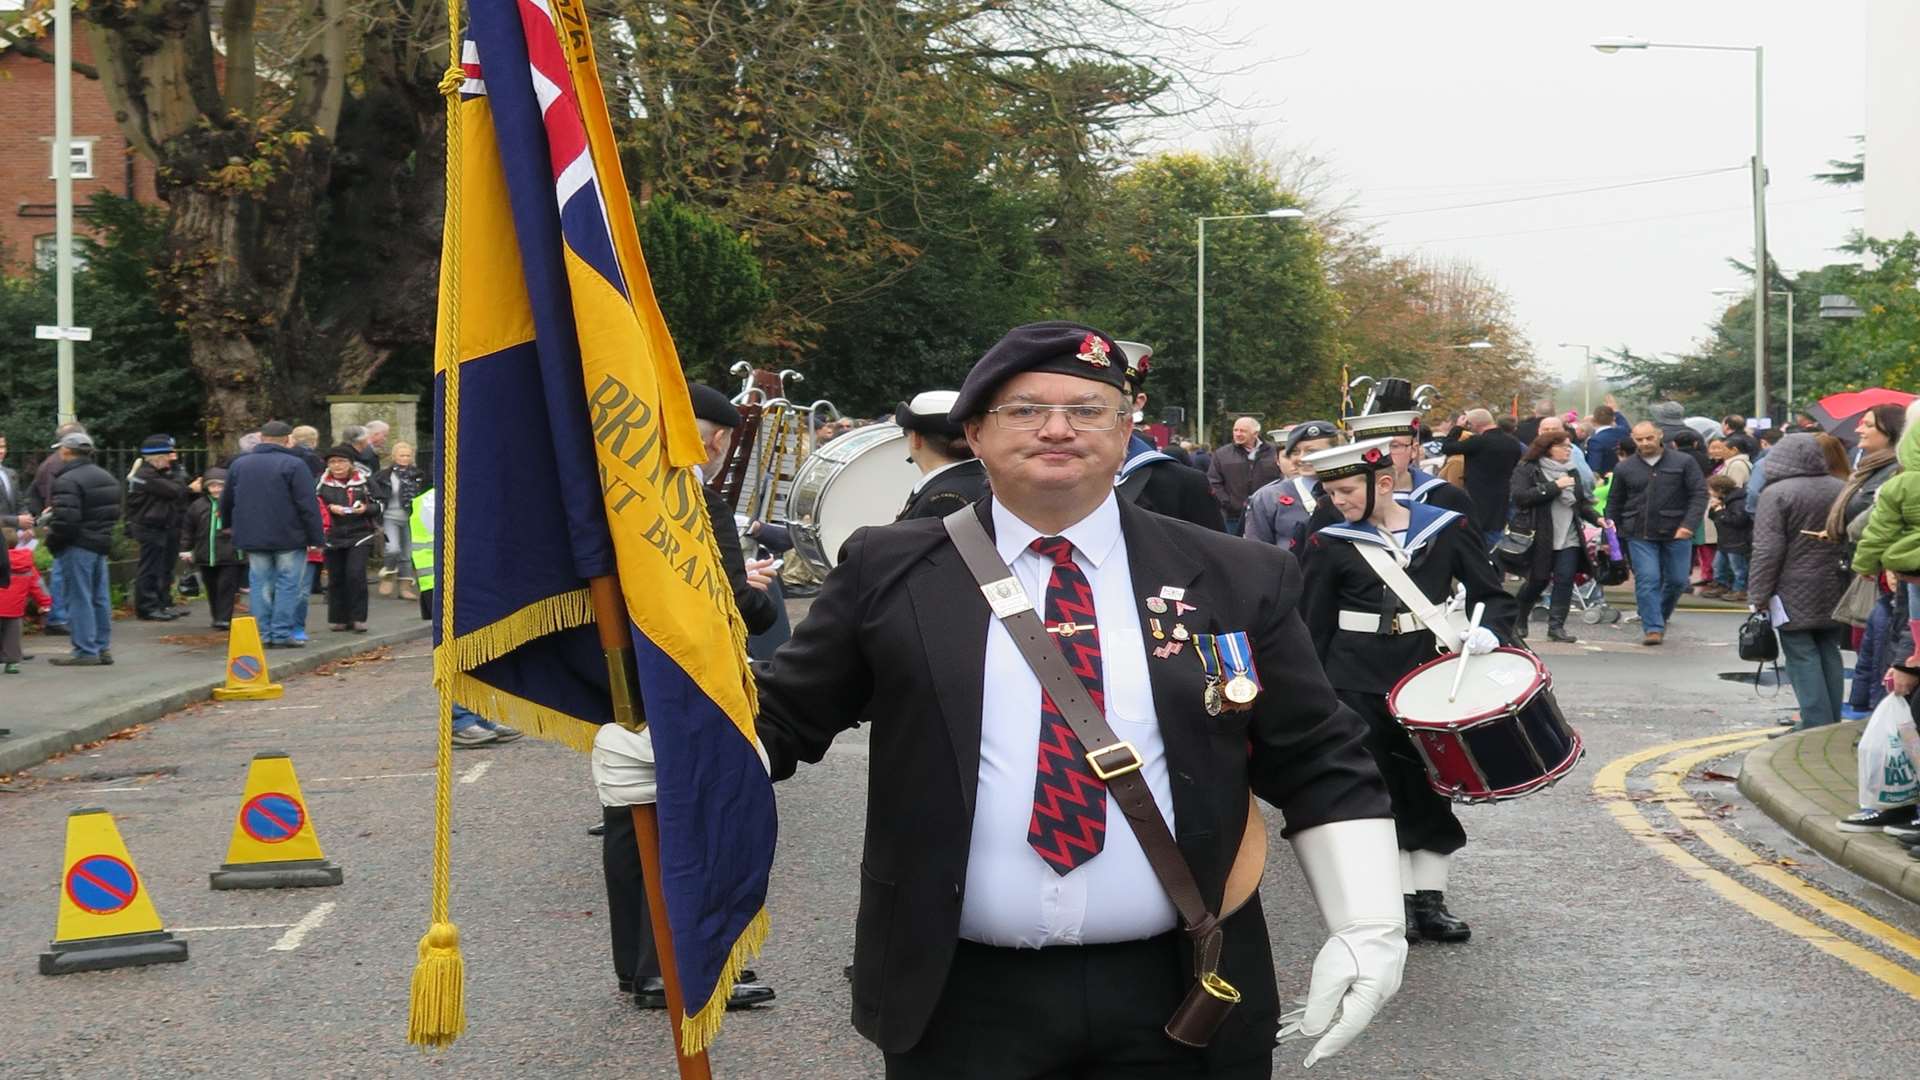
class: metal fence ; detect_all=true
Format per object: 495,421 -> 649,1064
19,445 -> 435,486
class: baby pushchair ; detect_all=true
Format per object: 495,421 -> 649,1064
1530,523 -> 1625,625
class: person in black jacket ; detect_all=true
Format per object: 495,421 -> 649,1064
1508,431 -> 1601,642
1300,438 -> 1518,944
893,390 -> 990,521
1113,340 -> 1226,530
371,442 -> 427,597
44,434 -> 122,665
1207,415 -> 1284,534
1439,408 -> 1525,548
317,445 -> 379,632
1605,421 -> 1708,645
125,433 -> 191,621
184,467 -> 246,629
1706,475 -> 1751,603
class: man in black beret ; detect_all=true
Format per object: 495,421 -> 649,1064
892,389 -> 990,521
739,321 -> 1403,1075
595,381 -> 779,1012
1112,340 -> 1228,531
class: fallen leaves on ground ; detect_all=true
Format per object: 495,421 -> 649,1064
310,645 -> 395,676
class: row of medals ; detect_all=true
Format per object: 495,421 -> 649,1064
1203,670 -> 1258,716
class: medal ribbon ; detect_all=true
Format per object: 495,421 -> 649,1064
1193,634 -> 1223,681
1217,631 -> 1260,692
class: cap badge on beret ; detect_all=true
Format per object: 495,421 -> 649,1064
1076,333 -> 1112,368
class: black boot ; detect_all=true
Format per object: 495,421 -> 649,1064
1408,890 -> 1471,942
1546,598 -> 1576,643
1403,895 -> 1418,941
1514,613 -> 1530,640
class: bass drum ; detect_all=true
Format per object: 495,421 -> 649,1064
788,423 -> 922,574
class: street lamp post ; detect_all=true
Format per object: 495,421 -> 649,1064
1594,35 -> 1768,419
1713,288 -> 1794,417
1196,208 -> 1306,443
1557,343 -> 1596,415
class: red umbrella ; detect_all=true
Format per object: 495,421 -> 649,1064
1807,388 -> 1916,448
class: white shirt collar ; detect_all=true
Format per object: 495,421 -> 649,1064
910,458 -> 968,496
991,491 -> 1122,570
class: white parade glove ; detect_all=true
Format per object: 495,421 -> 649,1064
1278,818 -> 1406,1068
1460,626 -> 1498,655
591,723 -> 657,807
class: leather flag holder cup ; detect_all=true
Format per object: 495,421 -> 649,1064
943,508 -> 1241,1047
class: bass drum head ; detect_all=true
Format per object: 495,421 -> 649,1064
1387,647 -> 1547,730
786,423 -> 921,573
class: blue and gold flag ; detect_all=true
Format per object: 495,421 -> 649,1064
433,0 -> 774,1052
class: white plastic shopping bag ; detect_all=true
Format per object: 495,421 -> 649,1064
1859,694 -> 1920,810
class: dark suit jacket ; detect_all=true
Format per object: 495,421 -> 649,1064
1126,459 -> 1228,532
895,458 -> 990,522
753,497 -> 1390,1059
704,484 -> 778,636
1206,444 -> 1284,517
1440,428 -> 1525,533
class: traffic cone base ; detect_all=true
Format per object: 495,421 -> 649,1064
42,808 -> 189,975
210,752 -> 341,890
213,615 -> 282,700
40,930 -> 188,975
210,858 -> 343,890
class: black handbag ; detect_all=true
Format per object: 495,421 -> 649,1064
1492,527 -> 1534,574
1738,610 -> 1778,663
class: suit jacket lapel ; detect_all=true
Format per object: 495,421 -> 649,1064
1116,502 -> 1210,839
910,499 -> 994,815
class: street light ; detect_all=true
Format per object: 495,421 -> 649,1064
1593,35 -> 1769,419
1714,288 -> 1795,416
1196,207 -> 1307,442
1446,341 -> 1493,350
1557,343 -> 1597,415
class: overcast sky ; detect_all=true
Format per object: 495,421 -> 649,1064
1155,0 -> 1867,384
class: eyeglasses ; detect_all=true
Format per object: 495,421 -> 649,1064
985,404 -> 1128,431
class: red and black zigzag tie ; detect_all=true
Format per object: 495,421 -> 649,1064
1027,535 -> 1108,874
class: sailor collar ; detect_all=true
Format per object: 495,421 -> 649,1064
1318,498 -> 1461,556
1393,467 -> 1446,503
1116,444 -> 1174,483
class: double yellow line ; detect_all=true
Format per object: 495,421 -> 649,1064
1595,730 -> 1920,1000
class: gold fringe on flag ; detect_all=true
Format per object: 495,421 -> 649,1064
448,670 -> 601,754
436,589 -> 596,682
680,907 -> 770,1053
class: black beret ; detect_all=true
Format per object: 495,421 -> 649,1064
1284,420 -> 1339,453
260,420 -> 294,437
688,383 -> 741,429
894,390 -> 965,439
948,321 -> 1127,422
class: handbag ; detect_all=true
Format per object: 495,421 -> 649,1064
1492,526 -> 1534,575
1832,574 -> 1878,627
1738,610 -> 1778,663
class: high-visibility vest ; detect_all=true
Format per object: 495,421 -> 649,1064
410,488 -> 436,593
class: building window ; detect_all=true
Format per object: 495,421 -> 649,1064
33,234 -> 89,272
45,138 -> 96,180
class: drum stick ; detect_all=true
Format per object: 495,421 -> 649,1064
1448,601 -> 1487,703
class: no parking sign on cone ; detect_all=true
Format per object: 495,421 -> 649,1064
40,808 -> 189,975
209,752 -> 343,889
212,616 -> 282,701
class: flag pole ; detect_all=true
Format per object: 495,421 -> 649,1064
588,576 -> 714,1080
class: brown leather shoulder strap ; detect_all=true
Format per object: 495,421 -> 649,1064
941,507 -> 1219,947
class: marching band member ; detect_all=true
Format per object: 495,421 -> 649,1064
1298,438 -> 1518,944
1113,339 -> 1227,531
894,390 -> 991,521
1243,420 -> 1340,554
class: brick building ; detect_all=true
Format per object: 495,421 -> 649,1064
0,11 -> 161,272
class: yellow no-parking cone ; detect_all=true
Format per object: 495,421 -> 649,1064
212,616 -> 282,701
209,752 -> 344,889
40,808 -> 189,974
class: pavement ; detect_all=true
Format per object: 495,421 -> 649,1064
0,584 -> 430,776
1740,720 -> 1920,904
4,596 -> 1920,1078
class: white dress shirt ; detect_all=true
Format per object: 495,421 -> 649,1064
958,493 -> 1179,947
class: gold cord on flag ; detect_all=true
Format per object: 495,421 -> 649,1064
407,0 -> 468,1049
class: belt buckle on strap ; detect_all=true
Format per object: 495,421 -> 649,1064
1086,741 -> 1142,780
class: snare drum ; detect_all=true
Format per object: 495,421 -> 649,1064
1385,647 -> 1583,803
786,423 -> 923,574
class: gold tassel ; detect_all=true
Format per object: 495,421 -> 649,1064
407,922 -> 466,1049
